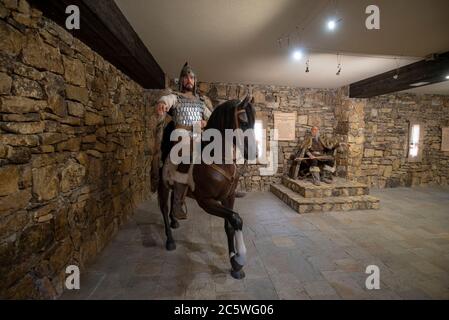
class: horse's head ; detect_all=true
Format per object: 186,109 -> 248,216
205,95 -> 257,162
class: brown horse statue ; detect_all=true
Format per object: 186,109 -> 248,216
157,96 -> 256,279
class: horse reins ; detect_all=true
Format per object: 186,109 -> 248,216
234,108 -> 246,130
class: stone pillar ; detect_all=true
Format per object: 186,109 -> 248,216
345,99 -> 366,182
334,87 -> 366,182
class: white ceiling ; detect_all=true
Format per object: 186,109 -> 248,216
115,0 -> 449,94
401,79 -> 449,95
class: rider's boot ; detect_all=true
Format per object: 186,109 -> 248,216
322,171 -> 333,184
310,166 -> 321,186
322,165 -> 334,184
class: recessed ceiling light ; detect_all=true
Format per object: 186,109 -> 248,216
327,20 -> 336,31
409,82 -> 430,87
292,50 -> 303,61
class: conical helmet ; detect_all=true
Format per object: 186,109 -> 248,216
179,62 -> 197,94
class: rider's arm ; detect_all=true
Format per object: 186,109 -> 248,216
201,96 -> 213,121
200,96 -> 212,128
156,94 -> 177,115
306,151 -> 315,158
203,105 -> 212,120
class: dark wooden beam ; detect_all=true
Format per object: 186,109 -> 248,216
29,0 -> 165,89
349,52 -> 449,98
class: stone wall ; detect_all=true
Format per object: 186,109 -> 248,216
0,0 -> 160,298
361,94 -> 449,188
193,81 -> 344,191
2,0 -> 447,299
189,81 -> 449,191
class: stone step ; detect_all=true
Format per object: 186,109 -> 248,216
271,184 -> 380,214
282,176 -> 370,198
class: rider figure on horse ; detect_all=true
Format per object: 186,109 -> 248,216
156,62 -> 213,220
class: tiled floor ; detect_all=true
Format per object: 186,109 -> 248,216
61,186 -> 449,300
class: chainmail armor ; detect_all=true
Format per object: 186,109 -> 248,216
172,95 -> 205,127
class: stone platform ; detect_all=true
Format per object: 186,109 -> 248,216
271,177 -> 380,214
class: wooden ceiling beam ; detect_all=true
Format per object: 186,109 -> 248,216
349,52 -> 449,98
29,0 -> 165,89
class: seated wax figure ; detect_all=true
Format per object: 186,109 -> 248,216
290,126 -> 343,186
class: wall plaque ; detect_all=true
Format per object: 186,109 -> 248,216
274,112 -> 296,141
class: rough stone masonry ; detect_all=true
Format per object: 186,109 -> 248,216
1,0 -> 449,300
0,0 -> 162,298
193,82 -> 449,191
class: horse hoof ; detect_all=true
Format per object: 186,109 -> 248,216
230,269 -> 245,280
230,256 -> 243,271
166,241 -> 176,251
235,191 -> 246,198
170,220 -> 179,229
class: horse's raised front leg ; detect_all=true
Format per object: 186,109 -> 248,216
158,178 -> 176,251
197,197 -> 247,279
223,195 -> 247,279
223,196 -> 236,256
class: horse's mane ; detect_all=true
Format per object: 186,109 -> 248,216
204,100 -> 240,133
161,101 -> 238,162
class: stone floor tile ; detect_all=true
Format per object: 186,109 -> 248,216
304,280 -> 339,298
59,187 -> 449,300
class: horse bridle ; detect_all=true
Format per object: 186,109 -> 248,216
206,106 -> 246,194
234,108 -> 247,130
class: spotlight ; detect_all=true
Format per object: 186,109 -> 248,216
393,58 -> 400,80
327,19 -> 336,31
336,64 -> 341,76
446,75 -> 449,80
335,53 -> 342,76
293,50 -> 303,61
